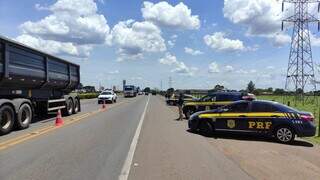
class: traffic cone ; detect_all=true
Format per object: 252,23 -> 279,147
102,100 -> 107,110
55,109 -> 64,126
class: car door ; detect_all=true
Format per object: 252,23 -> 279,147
214,101 -> 250,131
247,102 -> 275,133
199,95 -> 216,111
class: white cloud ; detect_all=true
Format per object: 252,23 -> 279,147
16,34 -> 92,58
225,65 -> 234,72
272,33 -> 291,47
266,66 -> 275,70
223,0 -> 281,36
310,33 -> 320,47
184,47 -> 203,56
159,53 -> 197,76
167,40 -> 175,48
208,62 -> 220,73
167,34 -> 178,48
223,0 -> 295,47
204,32 -> 246,52
159,53 -> 178,65
17,0 -> 110,58
108,70 -> 120,74
108,20 -> 166,61
142,1 -> 200,30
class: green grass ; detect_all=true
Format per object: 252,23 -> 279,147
258,95 -> 320,144
78,93 -> 99,99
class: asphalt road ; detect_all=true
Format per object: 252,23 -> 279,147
0,95 -> 320,180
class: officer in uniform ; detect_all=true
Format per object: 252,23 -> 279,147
176,93 -> 184,121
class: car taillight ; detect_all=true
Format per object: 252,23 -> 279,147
300,114 -> 314,122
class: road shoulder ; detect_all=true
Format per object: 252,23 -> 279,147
128,96 -> 252,180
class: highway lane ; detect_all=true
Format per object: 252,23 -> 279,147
0,95 -> 149,180
0,97 -> 123,142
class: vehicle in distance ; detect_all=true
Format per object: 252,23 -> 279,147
98,90 -> 117,104
151,90 -> 157,95
124,85 -> 137,98
0,36 -> 80,135
166,94 -> 198,106
183,92 -> 255,119
188,100 -> 316,143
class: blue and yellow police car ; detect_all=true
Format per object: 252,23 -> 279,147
188,100 -> 316,143
183,92 -> 255,119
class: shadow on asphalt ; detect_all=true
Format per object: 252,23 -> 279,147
186,129 -> 314,147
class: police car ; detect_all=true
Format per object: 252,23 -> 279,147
166,94 -> 198,106
183,92 -> 255,119
188,100 -> 316,143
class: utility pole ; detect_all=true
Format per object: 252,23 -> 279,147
169,76 -> 172,89
160,80 -> 163,91
282,0 -> 319,102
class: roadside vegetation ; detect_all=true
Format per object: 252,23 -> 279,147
78,93 -> 99,99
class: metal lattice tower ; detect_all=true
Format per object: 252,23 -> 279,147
282,0 -> 320,98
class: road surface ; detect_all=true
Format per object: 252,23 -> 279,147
0,95 -> 319,180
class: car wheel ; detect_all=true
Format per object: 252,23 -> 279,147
16,103 -> 32,129
185,109 -> 194,119
0,105 -> 15,135
198,121 -> 213,137
274,126 -> 295,143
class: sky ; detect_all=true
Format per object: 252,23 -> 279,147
1,0 -> 320,90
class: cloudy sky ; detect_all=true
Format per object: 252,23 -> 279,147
1,0 -> 320,90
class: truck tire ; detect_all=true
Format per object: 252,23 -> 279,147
0,105 -> 15,135
16,103 -> 32,129
64,99 -> 74,116
73,99 -> 80,114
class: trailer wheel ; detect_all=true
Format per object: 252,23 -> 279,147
73,99 -> 80,114
64,99 -> 74,116
16,103 -> 32,129
0,105 -> 15,135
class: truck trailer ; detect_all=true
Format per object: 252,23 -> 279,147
0,36 -> 81,135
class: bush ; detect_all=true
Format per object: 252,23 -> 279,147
79,93 -> 99,99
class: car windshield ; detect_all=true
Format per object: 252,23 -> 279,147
101,92 -> 112,95
125,88 -> 133,91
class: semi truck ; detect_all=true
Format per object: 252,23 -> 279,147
0,36 -> 80,135
123,85 -> 137,97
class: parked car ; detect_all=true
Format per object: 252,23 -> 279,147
183,92 -> 255,119
188,100 -> 316,144
166,94 -> 198,106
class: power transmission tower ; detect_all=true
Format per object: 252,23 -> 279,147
282,0 -> 320,102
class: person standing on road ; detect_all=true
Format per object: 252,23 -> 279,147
176,93 -> 184,121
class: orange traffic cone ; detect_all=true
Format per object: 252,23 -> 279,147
102,100 -> 107,110
55,109 -> 64,126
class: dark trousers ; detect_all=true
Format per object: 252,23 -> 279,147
178,105 -> 183,120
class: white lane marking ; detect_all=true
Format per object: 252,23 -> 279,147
119,96 -> 150,180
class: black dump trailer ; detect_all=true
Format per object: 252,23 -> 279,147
0,36 -> 81,135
